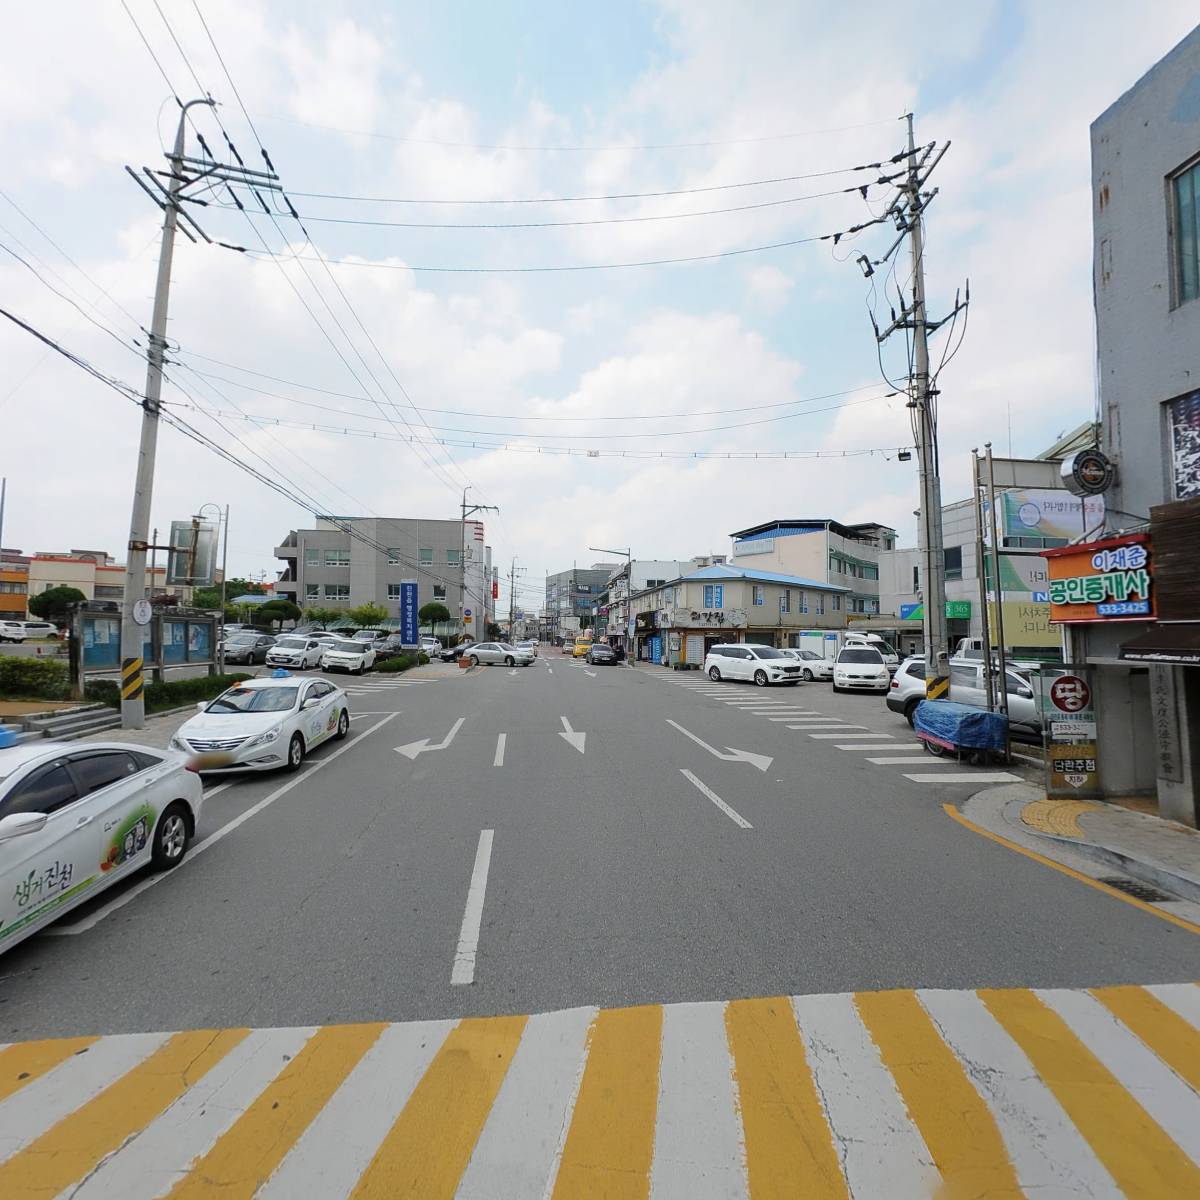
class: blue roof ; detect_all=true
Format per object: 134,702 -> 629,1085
681,564 -> 850,592
733,524 -> 825,544
230,594 -> 271,605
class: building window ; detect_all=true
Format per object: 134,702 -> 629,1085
780,590 -> 790,614
870,599 -> 880,614
752,585 -> 765,606
703,584 -> 724,609
433,584 -> 447,600
815,593 -> 824,615
447,549 -> 460,564
0,581 -> 28,594
912,565 -> 920,592
832,594 -> 841,612
325,584 -> 349,600
419,548 -> 433,563
1173,159 -> 1200,306
324,549 -> 349,567
387,549 -> 402,566
304,548 -> 319,566
944,545 -> 963,581
798,590 -> 808,614
94,585 -> 123,598
863,564 -> 878,581
305,583 -> 319,600
387,583 -> 401,601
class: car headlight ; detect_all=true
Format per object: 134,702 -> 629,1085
169,735 -> 188,752
244,726 -> 283,749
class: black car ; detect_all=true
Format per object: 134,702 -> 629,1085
221,632 -> 276,664
440,640 -> 474,661
586,643 -> 617,665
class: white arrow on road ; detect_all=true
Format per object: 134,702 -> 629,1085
584,670 -> 597,677
558,715 -> 586,754
395,717 -> 465,760
665,719 -> 772,772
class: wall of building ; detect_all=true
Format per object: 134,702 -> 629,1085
0,563 -> 28,617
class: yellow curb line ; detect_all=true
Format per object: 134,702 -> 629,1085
942,803 -> 1200,937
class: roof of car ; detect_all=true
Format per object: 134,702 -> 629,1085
224,676 -> 305,688
0,739 -> 164,775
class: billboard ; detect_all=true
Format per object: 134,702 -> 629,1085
400,579 -> 419,646
166,519 -> 218,586
992,490 -> 1105,542
1044,533 -> 1154,623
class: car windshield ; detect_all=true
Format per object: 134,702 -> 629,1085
329,639 -> 362,652
798,650 -> 822,660
206,686 -> 299,713
227,633 -> 258,645
276,637 -> 307,649
749,646 -> 788,659
841,648 -> 883,663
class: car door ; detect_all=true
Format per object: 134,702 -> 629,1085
255,636 -> 272,662
65,749 -> 161,879
0,760 -> 100,947
724,647 -> 747,681
1004,672 -> 1039,727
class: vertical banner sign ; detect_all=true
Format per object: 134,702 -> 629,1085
400,579 -> 419,648
1035,665 -> 1101,797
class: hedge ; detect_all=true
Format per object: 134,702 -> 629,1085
85,672 -> 253,714
374,651 -> 430,673
0,657 -> 70,700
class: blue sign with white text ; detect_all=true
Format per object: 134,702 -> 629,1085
400,579 -> 419,647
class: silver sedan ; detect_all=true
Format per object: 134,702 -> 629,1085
465,642 -> 535,667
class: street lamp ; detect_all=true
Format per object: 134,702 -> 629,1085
197,503 -> 229,671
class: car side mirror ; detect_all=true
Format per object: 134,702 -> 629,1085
1018,687 -> 1033,699
303,697 -> 322,709
0,811 -> 49,840
196,701 -> 208,711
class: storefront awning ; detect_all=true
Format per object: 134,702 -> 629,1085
1120,623 -> 1200,666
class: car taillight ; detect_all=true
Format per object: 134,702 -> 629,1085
890,679 -> 898,688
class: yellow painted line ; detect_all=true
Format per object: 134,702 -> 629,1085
943,803 -> 1200,935
1021,798 -> 1100,838
168,1022 -> 385,1200
552,1005 -> 662,1200
855,989 -> 1019,1197
725,996 -> 847,1198
981,988 -> 1200,1199
0,1028 -> 248,1196
352,1015 -> 526,1199
1091,984 -> 1200,1092
0,1035 -> 99,1104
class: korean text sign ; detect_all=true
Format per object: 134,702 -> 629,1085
1042,533 -> 1154,623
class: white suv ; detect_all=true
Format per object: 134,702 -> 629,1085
0,620 -> 58,642
833,645 -> 890,693
704,644 -> 802,687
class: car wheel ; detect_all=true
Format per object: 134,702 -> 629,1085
151,802 -> 191,870
752,669 -> 768,687
286,733 -> 305,772
904,698 -> 920,727
708,666 -> 722,681
334,709 -> 350,740
802,668 -> 814,681
469,654 -> 480,667
505,655 -> 515,666
831,683 -> 841,694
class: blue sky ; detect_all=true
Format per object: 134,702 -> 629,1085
1,2 -> 1197,613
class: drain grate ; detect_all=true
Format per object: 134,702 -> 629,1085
1097,876 -> 1172,903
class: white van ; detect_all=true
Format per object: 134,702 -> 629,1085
844,632 -> 899,672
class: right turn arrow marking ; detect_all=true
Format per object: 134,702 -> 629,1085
665,719 -> 772,772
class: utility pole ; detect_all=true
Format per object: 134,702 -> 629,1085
458,487 -> 497,641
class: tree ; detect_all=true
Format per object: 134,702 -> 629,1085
192,578 -> 267,610
418,602 -> 451,627
303,606 -> 343,628
28,586 -> 87,627
346,601 -> 388,628
256,599 -> 301,630
486,622 -> 502,640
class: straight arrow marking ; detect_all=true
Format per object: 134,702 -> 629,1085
559,715 -> 586,754
664,719 -> 772,772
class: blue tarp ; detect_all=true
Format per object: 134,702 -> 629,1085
913,700 -> 1008,752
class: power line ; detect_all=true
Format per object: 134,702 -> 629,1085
120,0 -> 180,100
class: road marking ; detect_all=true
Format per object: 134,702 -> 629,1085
665,719 -> 772,771
766,714 -> 823,720
788,724 -> 866,731
451,829 -> 494,986
584,669 -> 597,677
809,732 -> 889,739
493,733 -> 506,767
547,668 -> 553,674
508,669 -> 518,676
904,772 -> 1020,783
558,716 -> 587,754
679,769 -> 753,829
0,1036 -> 99,1104
394,716 -> 465,760
837,742 -> 915,750
868,755 -> 946,764
203,781 -> 234,799
1092,985 -> 1200,1093
46,715 -> 401,936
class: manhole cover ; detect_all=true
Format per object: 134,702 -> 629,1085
1097,877 -> 1171,903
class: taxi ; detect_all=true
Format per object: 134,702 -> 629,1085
170,673 -> 350,773
572,636 -> 593,658
0,738 -> 203,955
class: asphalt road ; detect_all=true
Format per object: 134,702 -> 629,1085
4,657 -> 1200,1040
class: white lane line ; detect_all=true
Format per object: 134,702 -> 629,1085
584,670 -> 597,677
202,781 -> 234,799
47,714 -> 401,936
1148,982 -> 1200,1028
810,732 -> 890,739
494,733 -> 506,767
451,829 -> 495,985
903,772 -> 1020,783
867,755 -> 943,764
836,742 -> 915,750
788,723 -> 865,731
679,769 -> 752,829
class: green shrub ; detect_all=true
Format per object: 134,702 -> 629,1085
0,657 -> 70,700
85,672 -> 252,712
375,653 -> 416,673
84,679 -> 120,707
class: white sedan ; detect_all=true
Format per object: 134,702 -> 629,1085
264,635 -> 326,670
0,740 -> 203,955
782,648 -> 834,681
171,675 -> 350,773
320,637 -> 376,674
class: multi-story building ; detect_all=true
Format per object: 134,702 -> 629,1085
0,550 -> 29,618
593,556 -> 727,650
274,516 -> 493,633
19,549 -> 179,611
544,564 -> 620,640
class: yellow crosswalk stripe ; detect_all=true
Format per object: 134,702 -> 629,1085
351,1015 -> 526,1199
552,1004 -> 662,1199
166,1022 -> 386,1200
0,1028 -> 248,1196
0,1034 -> 98,1104
725,996 -> 848,1198
855,989 -> 1021,1198
981,988 -> 1200,1200
1091,983 -> 1200,1093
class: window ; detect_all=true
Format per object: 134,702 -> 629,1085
387,549 -> 402,566
304,549 -> 319,566
324,549 -> 350,567
703,584 -> 724,609
419,548 -> 433,563
387,583 -> 401,601
433,584 -> 446,600
68,751 -> 140,796
1,763 -> 78,817
752,585 -> 765,606
1173,159 -> 1200,305
799,590 -> 808,614
863,564 -> 879,581
325,584 -> 349,600
305,583 -> 319,600
0,581 -> 27,594
93,585 -> 123,598
832,594 -> 841,612
912,565 -> 920,592
815,593 -> 824,616
780,590 -> 790,614
944,546 -> 963,581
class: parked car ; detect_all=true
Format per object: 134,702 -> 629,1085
466,642 -> 534,667
886,656 -> 929,724
320,637 -> 376,675
440,639 -> 475,662
832,645 -> 890,693
264,635 -> 326,670
171,676 -> 349,773
419,636 -> 441,656
0,740 -> 204,954
949,659 -> 1041,735
704,644 -> 803,686
781,648 -> 833,681
844,632 -> 900,672
220,632 -> 275,665
0,620 -> 59,642
352,628 -> 390,645
586,643 -> 616,665
0,620 -> 29,643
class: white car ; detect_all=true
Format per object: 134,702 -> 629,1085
320,637 -> 376,674
833,645 -> 890,693
516,639 -> 539,657
781,648 -> 833,681
704,644 -> 803,686
265,635 -> 326,670
0,620 -> 59,643
0,740 -> 203,955
465,642 -> 535,666
419,637 -> 441,657
171,675 -> 350,773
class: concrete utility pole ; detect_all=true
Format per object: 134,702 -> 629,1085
119,98 -> 214,728
458,487 -> 498,640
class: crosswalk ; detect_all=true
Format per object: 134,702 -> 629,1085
2,981 -> 1197,1197
657,675 -> 1022,785
337,676 -> 436,697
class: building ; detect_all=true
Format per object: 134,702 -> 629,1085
593,556 -> 727,651
0,550 -> 29,618
1074,27 -> 1200,824
274,516 -> 493,633
17,549 -> 179,612
544,564 -> 620,640
629,563 -> 850,665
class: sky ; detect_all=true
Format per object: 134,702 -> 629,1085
1,1 -> 1197,617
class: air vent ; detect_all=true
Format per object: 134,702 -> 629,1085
1097,877 -> 1171,903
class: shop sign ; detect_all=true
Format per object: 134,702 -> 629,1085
1048,742 -> 1100,793
899,600 -> 971,620
1044,534 -> 1153,623
992,490 -> 1105,542
1036,664 -> 1101,796
1061,448 -> 1115,497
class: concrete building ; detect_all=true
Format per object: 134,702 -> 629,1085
544,564 -> 620,640
1077,27 -> 1200,824
0,551 -> 29,618
21,550 -> 177,611
593,556 -> 727,650
274,516 -> 494,633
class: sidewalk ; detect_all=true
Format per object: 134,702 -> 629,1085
961,781 -> 1200,911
